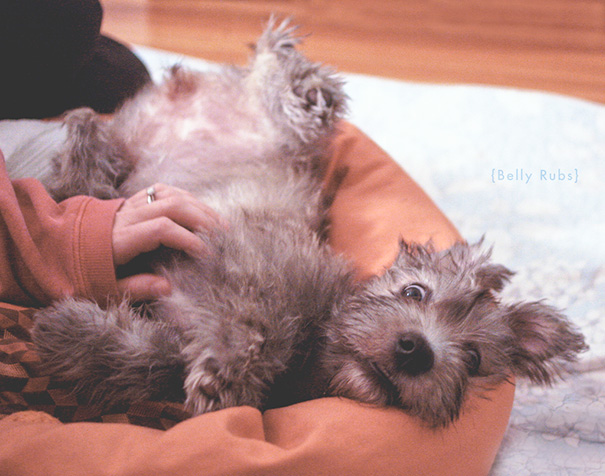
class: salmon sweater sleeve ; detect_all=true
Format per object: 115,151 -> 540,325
0,149 -> 124,306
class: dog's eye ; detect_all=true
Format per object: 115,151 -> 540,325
465,347 -> 481,376
401,284 -> 426,302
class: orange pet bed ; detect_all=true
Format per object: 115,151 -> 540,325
0,122 -> 514,476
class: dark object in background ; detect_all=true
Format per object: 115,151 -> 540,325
0,0 -> 151,119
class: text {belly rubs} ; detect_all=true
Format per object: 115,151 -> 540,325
491,168 -> 579,184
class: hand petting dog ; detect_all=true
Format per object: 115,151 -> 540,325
112,183 -> 227,301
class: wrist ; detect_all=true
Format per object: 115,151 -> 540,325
74,196 -> 125,303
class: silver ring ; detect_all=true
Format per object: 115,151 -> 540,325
146,186 -> 156,204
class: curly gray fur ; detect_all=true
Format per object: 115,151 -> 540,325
32,18 -> 587,428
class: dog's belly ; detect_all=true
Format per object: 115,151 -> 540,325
114,103 -> 317,220
114,73 -> 283,198
118,121 -> 283,198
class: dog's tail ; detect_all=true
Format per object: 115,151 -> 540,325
31,298 -> 185,407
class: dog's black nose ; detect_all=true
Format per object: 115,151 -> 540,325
395,332 -> 434,376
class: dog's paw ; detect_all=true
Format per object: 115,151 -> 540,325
183,372 -> 222,414
283,66 -> 345,143
183,359 -> 233,414
183,355 -> 268,414
293,72 -> 335,114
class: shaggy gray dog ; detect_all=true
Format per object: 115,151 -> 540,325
32,18 -> 587,428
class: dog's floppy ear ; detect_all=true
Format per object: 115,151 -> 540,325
505,301 -> 587,384
475,263 -> 515,292
475,263 -> 514,292
463,240 -> 514,292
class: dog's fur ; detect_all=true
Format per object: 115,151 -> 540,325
32,18 -> 587,428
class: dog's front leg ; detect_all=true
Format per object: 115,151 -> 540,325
181,325 -> 276,414
50,108 -> 135,200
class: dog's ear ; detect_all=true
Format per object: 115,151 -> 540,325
475,263 -> 514,292
461,240 -> 514,292
505,301 -> 587,384
397,239 -> 434,259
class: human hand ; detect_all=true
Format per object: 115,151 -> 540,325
112,183 -> 226,301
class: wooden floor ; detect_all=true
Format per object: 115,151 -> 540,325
101,0 -> 605,104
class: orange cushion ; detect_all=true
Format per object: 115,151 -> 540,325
0,122 -> 514,476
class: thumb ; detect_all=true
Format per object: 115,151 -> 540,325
117,274 -> 172,302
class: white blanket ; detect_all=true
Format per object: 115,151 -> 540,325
1,45 -> 603,475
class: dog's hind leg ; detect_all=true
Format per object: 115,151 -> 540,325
50,108 -> 135,200
31,298 -> 185,407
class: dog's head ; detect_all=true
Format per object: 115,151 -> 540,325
320,241 -> 587,428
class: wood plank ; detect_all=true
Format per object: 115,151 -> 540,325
101,0 -> 605,103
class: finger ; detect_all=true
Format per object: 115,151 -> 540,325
123,185 -> 229,231
129,183 -> 195,207
117,274 -> 172,301
135,196 -> 227,232
113,217 -> 209,265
